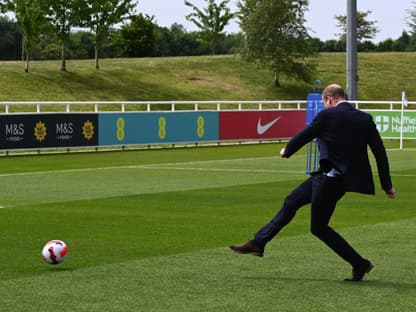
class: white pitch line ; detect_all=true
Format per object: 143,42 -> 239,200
387,148 -> 416,152
0,164 -> 305,177
0,156 -> 285,177
0,165 -> 414,177
390,173 -> 416,177
0,166 -> 135,177
0,154 -> 414,177
139,166 -> 303,174
0,154 -> 305,178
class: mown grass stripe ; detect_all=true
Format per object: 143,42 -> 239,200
0,217 -> 414,312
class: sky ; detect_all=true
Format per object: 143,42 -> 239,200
138,0 -> 413,42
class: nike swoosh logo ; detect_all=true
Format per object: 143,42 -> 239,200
257,116 -> 281,135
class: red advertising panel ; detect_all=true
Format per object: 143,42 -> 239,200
219,110 -> 305,140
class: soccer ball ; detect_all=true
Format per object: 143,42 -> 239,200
41,240 -> 68,265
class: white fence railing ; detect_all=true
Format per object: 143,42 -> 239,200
352,100 -> 416,110
0,100 -> 302,113
0,100 -> 413,113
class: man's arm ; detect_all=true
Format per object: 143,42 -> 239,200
367,119 -> 395,197
281,111 -> 323,158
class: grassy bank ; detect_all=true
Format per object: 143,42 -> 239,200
1,53 -> 416,101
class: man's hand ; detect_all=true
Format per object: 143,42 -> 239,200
280,148 -> 286,158
386,187 -> 396,198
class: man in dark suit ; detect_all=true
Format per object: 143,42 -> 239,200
230,84 -> 396,281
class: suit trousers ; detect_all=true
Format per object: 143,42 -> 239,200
253,173 -> 364,266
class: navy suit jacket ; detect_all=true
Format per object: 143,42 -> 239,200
283,102 -> 392,195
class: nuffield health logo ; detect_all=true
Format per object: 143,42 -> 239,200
374,113 -> 416,137
375,116 -> 389,133
391,115 -> 416,134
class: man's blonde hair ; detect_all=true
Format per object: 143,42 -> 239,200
323,84 -> 345,101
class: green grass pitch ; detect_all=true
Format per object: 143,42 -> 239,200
0,142 -> 415,311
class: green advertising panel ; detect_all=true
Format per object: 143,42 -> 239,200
367,110 -> 416,139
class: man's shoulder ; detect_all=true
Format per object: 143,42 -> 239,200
335,101 -> 354,110
332,102 -> 371,117
316,101 -> 351,118
317,102 -> 373,125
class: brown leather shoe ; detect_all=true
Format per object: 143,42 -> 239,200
345,259 -> 373,281
229,240 -> 264,257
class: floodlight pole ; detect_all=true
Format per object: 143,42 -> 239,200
346,0 -> 358,100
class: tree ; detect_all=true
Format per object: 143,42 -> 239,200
117,13 -> 157,57
1,0 -> 48,71
335,10 -> 379,42
393,31 -> 411,51
69,31 -> 95,59
238,0 -> 316,87
406,2 -> 416,35
185,0 -> 236,54
376,38 -> 394,52
43,0 -> 79,71
0,15 -> 22,60
155,23 -> 210,56
77,0 -> 134,69
358,40 -> 376,52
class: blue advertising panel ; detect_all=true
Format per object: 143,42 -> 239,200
306,93 -> 324,125
305,93 -> 323,175
99,111 -> 219,146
